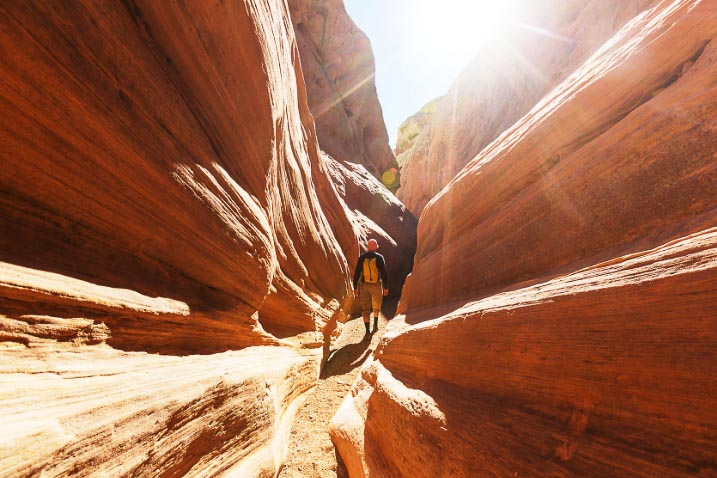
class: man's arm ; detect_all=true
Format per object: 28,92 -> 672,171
378,255 -> 389,291
353,255 -> 364,290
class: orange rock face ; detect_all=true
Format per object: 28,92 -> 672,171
333,1 -> 717,476
0,0 -> 355,342
335,229 -> 717,478
405,0 -> 717,313
397,0 -> 662,216
287,0 -> 399,188
0,0 -> 359,474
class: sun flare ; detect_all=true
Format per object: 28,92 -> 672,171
409,0 -> 526,67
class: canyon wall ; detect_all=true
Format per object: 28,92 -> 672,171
287,0 -> 416,298
397,0 -> 662,216
0,0 -> 364,475
333,1 -> 717,476
287,0 -> 399,188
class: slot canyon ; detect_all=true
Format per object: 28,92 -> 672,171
1,1 -> 715,477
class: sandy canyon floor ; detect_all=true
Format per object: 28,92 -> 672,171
278,309 -> 391,478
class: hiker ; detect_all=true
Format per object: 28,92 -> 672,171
352,238 -> 389,335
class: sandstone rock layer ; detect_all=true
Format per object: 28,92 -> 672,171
405,0 -> 717,313
334,228 -> 717,477
333,1 -> 717,477
0,0 -> 361,475
287,0 -> 399,188
2,343 -> 317,477
0,0 -> 355,340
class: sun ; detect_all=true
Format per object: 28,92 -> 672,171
409,0 -> 523,66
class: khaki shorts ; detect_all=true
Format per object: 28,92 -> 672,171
359,282 -> 383,314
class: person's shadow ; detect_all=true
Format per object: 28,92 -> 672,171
321,335 -> 373,378
381,297 -> 398,320
321,297 -> 400,379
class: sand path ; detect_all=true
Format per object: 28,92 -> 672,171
278,309 -> 391,478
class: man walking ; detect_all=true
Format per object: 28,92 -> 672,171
353,239 -> 389,336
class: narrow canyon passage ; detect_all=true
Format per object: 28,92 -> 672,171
2,1 -> 716,477
278,305 -> 394,478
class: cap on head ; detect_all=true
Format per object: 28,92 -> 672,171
367,239 -> 379,251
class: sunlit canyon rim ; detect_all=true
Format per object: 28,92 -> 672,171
1,1 -> 716,478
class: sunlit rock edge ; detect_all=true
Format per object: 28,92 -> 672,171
396,0 -> 664,217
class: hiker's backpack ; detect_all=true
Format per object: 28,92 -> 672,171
362,257 -> 380,283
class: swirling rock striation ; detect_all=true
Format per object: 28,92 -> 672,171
0,0 -> 360,475
334,228 -> 717,478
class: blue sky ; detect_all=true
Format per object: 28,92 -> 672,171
344,0 -> 475,148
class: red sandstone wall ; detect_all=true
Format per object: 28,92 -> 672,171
404,0 -> 717,313
287,0 -> 399,187
333,1 -> 717,476
0,0 -> 356,475
0,0 -> 356,344
336,229 -> 717,478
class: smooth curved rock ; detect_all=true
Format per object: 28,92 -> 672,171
0,0 -> 354,342
0,0 -> 356,475
1,342 -> 317,477
333,228 -> 717,477
397,0 -> 662,216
